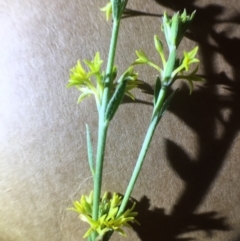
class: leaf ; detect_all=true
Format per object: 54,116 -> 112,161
105,79 -> 127,121
163,49 -> 176,82
154,35 -> 164,55
154,35 -> 166,66
111,0 -> 122,20
77,92 -> 91,104
170,11 -> 180,45
154,76 -> 161,105
86,124 -> 94,176
159,89 -> 178,119
83,227 -> 94,238
100,2 -> 112,21
187,79 -> 194,95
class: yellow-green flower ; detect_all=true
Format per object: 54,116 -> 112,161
133,50 -> 161,72
68,191 -> 139,239
182,46 -> 199,71
67,52 -> 104,107
171,46 -> 199,77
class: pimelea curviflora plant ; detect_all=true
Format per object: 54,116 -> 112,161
67,1 -> 203,241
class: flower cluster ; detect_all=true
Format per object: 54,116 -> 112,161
69,192 -> 138,239
133,10 -> 204,94
162,10 -> 195,48
67,53 -> 140,110
67,52 -> 104,107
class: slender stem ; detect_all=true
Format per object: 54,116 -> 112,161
118,116 -> 159,214
103,87 -> 168,241
118,87 -> 167,215
117,48 -> 177,213
117,46 -> 176,217
102,20 -> 120,112
91,19 -> 121,241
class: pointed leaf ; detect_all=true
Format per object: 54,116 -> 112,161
163,49 -> 176,83
105,79 -> 127,121
159,89 -> 178,119
100,2 -> 112,21
86,124 -> 94,176
154,76 -> 161,105
187,79 -> 194,95
77,93 -> 90,104
111,0 -> 122,20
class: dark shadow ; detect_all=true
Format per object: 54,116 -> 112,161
122,80 -> 154,106
132,196 -> 230,241
125,0 -> 240,240
123,8 -> 162,19
231,234 -> 240,241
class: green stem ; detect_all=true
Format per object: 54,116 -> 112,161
119,116 -> 159,213
118,47 -> 177,209
102,20 -> 120,113
92,116 -> 108,218
118,87 -> 167,215
91,19 -> 121,241
103,87 -> 168,241
117,46 -> 176,221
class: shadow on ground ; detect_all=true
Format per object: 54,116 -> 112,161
122,0 -> 240,240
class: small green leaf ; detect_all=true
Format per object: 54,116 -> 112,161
162,12 -> 172,47
111,0 -> 128,20
162,49 -> 176,84
170,11 -> 180,46
83,228 -> 94,238
154,35 -> 163,55
154,76 -> 161,105
100,2 -> 112,21
86,124 -> 94,176
154,35 -> 166,66
105,79 -> 127,121
77,92 -> 90,104
159,89 -> 178,119
111,0 -> 122,20
187,79 -> 194,95
111,66 -> 118,82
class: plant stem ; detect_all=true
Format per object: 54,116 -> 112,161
103,87 -> 168,241
117,48 -> 177,215
118,87 -> 168,215
91,19 -> 121,241
102,20 -> 120,112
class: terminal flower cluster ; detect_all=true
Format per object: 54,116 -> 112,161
69,192 -> 138,239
